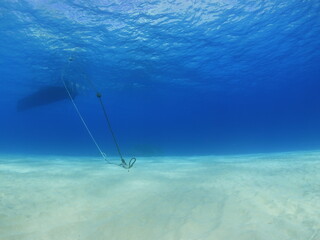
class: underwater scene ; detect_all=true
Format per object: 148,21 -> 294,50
1,0 -> 320,239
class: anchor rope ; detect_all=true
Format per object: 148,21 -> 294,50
83,75 -> 124,161
97,94 -> 124,162
61,58 -> 136,169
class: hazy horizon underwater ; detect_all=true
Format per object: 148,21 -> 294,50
1,0 -> 320,240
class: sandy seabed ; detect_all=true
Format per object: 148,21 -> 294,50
0,151 -> 319,240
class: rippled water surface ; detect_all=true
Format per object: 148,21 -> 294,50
1,0 -> 320,155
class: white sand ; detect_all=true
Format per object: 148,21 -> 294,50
0,151 -> 319,240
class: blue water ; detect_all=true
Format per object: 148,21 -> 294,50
0,0 -> 320,157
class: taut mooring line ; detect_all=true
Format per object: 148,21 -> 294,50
61,57 -> 136,169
